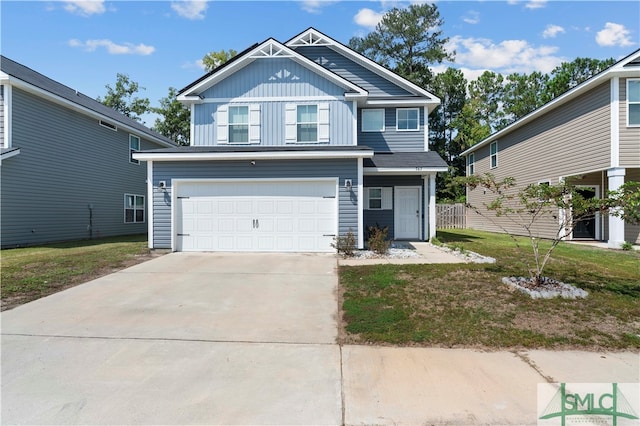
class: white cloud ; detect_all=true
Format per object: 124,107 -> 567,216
446,36 -> 564,74
300,0 -> 338,14
181,59 -> 206,71
542,24 -> 565,39
354,8 -> 384,29
63,1 -> 105,16
525,0 -> 546,9
68,39 -> 155,55
462,10 -> 480,25
596,22 -> 634,47
171,1 -> 208,20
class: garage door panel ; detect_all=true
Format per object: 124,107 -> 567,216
176,180 -> 337,252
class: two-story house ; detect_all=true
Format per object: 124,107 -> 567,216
1,56 -> 176,248
134,28 -> 447,253
461,49 -> 640,248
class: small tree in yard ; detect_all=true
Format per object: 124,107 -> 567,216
459,174 -> 640,286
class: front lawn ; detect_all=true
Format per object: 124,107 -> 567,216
339,229 -> 640,350
1,235 -> 161,311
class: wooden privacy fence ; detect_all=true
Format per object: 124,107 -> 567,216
436,203 -> 466,229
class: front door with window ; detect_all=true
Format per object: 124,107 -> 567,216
394,186 -> 421,240
573,187 -> 598,239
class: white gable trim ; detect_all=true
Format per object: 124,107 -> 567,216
134,150 -> 374,162
178,38 -> 368,100
287,28 -> 441,107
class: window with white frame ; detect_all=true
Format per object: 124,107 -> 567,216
365,187 -> 392,210
468,153 -> 475,175
124,194 -> 145,223
362,109 -> 385,132
228,106 -> 249,143
285,103 -> 329,143
129,135 -> 140,164
297,105 -> 318,142
628,79 -> 640,126
490,141 -> 498,169
396,108 -> 419,131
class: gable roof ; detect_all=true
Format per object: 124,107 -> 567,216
177,37 -> 368,102
0,55 -> 175,148
286,28 -> 441,110
461,48 -> 640,156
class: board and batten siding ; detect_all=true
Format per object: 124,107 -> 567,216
0,87 -> 157,247
357,107 -> 425,152
294,45 -> 413,97
619,78 -> 640,167
193,100 -> 354,146
152,159 -> 359,249
467,81 -> 612,239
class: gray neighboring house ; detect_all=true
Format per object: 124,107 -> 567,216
0,55 -> 175,248
462,49 -> 640,248
134,28 -> 447,253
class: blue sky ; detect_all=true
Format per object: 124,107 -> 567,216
1,1 -> 638,126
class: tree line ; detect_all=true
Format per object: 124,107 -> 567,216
99,3 -> 614,201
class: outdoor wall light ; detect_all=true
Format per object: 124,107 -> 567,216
345,179 -> 352,190
250,160 -> 256,166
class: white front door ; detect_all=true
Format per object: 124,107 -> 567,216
394,186 -> 421,240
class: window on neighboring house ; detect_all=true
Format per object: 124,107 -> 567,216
129,135 -> 140,164
124,194 -> 145,223
468,153 -> 475,175
396,108 -> 419,131
229,106 -> 249,143
362,109 -> 385,132
490,141 -> 498,169
365,187 -> 392,210
297,104 -> 318,142
628,79 -> 640,126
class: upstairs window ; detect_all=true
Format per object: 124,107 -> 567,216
228,106 -> 249,143
468,153 -> 475,175
285,103 -> 330,143
490,141 -> 498,169
628,79 -> 640,127
396,108 -> 419,131
129,135 -> 140,164
124,194 -> 145,223
362,109 -> 385,132
297,105 -> 318,142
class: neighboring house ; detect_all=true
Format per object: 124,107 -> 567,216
0,56 -> 176,248
461,49 -> 640,248
134,28 -> 447,253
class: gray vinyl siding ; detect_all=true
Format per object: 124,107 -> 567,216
466,81 -> 612,240
363,175 -> 425,240
1,87 -> 160,247
295,46 -> 413,97
357,107 -> 425,152
152,159 -> 359,249
200,57 -> 346,99
0,85 -> 4,144
192,100 -> 354,146
619,78 -> 640,167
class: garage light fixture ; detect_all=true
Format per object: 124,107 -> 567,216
345,179 -> 352,190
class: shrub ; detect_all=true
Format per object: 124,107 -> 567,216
621,241 -> 633,251
367,225 -> 390,255
430,236 -> 442,246
332,229 -> 357,258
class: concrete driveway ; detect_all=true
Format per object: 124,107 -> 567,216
1,253 -> 342,425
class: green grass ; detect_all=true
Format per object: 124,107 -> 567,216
340,229 -> 640,350
1,235 -> 156,310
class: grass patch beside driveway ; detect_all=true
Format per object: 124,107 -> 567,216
339,229 -> 640,350
1,235 -> 162,311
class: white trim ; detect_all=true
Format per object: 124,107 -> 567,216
147,161 -> 154,249
361,108 -> 385,132
423,176 -> 429,240
490,140 -> 498,169
423,106 -> 429,151
2,84 -> 11,148
286,28 -> 441,107
171,177 -> 339,252
124,193 -> 146,224
611,77 -> 620,167
2,76 -> 174,148
428,174 -> 436,241
352,100 -> 358,146
467,152 -> 475,176
357,157 -> 364,249
178,38 -> 367,100
189,104 -> 195,146
134,150 -> 373,162
363,167 -> 448,175
129,134 -> 141,165
394,186 -> 422,240
606,167 -> 626,248
365,99 -> 439,108
396,107 -> 420,132
626,78 -> 640,127
199,96 -> 342,104
0,148 -> 20,161
461,50 -> 640,157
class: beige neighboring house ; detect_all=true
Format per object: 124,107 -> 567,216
461,49 -> 640,248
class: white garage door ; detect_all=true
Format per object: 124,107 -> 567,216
175,180 -> 338,252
